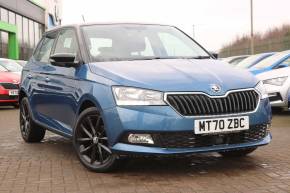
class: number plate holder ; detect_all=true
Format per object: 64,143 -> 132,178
194,116 -> 249,135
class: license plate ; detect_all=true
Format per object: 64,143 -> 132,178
194,116 -> 249,135
9,90 -> 19,96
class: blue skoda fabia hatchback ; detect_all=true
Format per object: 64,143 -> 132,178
19,23 -> 272,172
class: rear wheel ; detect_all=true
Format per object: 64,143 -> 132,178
20,97 -> 46,142
73,107 -> 120,172
219,148 -> 257,157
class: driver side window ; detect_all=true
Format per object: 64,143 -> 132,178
34,34 -> 57,63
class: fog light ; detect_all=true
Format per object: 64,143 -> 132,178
266,123 -> 271,131
128,134 -> 154,144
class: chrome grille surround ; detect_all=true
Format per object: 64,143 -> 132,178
164,88 -> 261,118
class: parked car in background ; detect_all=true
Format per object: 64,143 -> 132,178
250,50 -> 290,75
20,23 -> 272,172
288,92 -> 290,109
16,60 -> 27,66
235,52 -> 275,69
0,58 -> 23,75
256,67 -> 290,110
222,55 -> 249,66
0,65 -> 20,108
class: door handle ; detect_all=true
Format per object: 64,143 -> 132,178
45,77 -> 50,82
27,74 -> 33,79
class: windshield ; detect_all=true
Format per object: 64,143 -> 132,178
0,65 -> 8,72
253,52 -> 289,69
0,60 -> 22,72
236,54 -> 270,69
82,24 -> 210,62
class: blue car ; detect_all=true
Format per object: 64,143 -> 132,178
19,23 -> 272,172
250,50 -> 290,75
235,52 -> 275,69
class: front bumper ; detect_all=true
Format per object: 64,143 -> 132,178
0,90 -> 18,105
103,99 -> 272,155
264,84 -> 289,108
112,133 -> 271,155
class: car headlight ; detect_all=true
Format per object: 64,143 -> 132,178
263,76 -> 288,86
255,81 -> 268,99
112,86 -> 166,106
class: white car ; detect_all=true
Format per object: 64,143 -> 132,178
256,67 -> 290,109
15,60 -> 27,66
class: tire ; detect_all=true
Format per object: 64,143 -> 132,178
73,107 -> 121,172
219,147 -> 257,157
19,97 -> 46,142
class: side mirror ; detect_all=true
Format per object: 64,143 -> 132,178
209,52 -> 218,59
50,53 -> 79,67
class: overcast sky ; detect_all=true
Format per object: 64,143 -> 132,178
61,0 -> 290,52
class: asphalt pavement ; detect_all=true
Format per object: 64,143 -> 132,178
0,107 -> 289,193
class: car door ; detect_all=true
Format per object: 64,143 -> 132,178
39,28 -> 80,134
27,31 -> 58,125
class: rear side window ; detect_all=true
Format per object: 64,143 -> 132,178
34,34 -> 57,63
53,29 -> 78,55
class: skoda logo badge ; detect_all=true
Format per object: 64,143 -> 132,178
211,84 -> 221,93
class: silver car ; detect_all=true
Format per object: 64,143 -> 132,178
256,67 -> 290,109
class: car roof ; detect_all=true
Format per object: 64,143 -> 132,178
45,22 -> 174,34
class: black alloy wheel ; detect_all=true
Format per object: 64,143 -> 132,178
20,100 -> 30,139
73,107 -> 118,172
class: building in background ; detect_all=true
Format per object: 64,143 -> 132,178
0,0 -> 62,60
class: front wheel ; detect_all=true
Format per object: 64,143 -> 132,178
219,147 -> 257,157
73,107 -> 120,172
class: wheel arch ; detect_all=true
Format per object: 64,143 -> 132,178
19,89 -> 28,104
77,94 -> 103,115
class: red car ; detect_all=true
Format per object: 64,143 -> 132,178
0,69 -> 20,107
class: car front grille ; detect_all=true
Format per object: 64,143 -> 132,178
166,90 -> 259,116
0,83 -> 19,89
149,124 -> 268,148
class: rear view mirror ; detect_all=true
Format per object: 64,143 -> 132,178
50,53 -> 79,67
